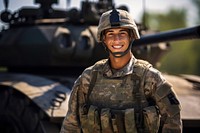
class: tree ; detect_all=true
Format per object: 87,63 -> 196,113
142,8 -> 200,75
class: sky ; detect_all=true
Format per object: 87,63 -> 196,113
0,0 -> 198,28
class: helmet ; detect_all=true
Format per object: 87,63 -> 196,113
97,9 -> 140,43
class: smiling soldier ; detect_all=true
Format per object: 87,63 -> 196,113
60,9 -> 182,133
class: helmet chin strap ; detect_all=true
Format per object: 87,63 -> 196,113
103,40 -> 134,58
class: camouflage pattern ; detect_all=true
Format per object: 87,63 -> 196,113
97,9 -> 140,42
60,55 -> 182,133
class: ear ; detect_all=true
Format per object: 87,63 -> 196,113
102,35 -> 106,43
129,36 -> 133,42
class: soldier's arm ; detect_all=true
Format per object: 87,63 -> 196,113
155,81 -> 182,133
60,81 -> 82,133
145,68 -> 182,133
60,68 -> 92,133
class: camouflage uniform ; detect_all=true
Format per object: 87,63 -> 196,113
60,55 -> 182,133
60,9 -> 182,133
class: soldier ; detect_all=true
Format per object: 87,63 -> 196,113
60,9 -> 182,133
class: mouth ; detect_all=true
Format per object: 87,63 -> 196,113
112,45 -> 124,49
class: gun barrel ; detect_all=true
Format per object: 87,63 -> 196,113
133,25 -> 200,46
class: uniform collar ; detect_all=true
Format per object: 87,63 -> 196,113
102,55 -> 137,78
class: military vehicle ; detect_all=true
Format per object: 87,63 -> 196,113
0,0 -> 199,133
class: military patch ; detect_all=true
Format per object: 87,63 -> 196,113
110,9 -> 120,26
167,93 -> 179,105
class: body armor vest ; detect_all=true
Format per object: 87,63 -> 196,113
79,60 -> 160,133
89,71 -> 147,110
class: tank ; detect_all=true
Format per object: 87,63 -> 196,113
0,0 -> 199,133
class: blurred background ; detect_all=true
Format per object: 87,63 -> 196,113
1,0 -> 200,75
0,1 -> 199,132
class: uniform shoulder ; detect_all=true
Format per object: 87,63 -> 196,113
135,59 -> 166,87
135,59 -> 161,75
81,59 -> 108,77
94,59 -> 108,66
134,59 -> 163,78
91,58 -> 108,70
135,59 -> 152,68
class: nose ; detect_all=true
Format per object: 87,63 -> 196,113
113,34 -> 120,41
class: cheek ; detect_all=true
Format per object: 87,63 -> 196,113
104,40 -> 112,48
103,38 -> 111,45
126,40 -> 131,45
125,37 -> 131,44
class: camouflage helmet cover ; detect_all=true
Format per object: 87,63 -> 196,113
97,9 -> 140,42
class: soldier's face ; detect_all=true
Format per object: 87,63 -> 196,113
103,28 -> 131,54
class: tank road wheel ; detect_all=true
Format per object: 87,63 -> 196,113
0,86 -> 46,133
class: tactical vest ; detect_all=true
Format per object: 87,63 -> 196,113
79,59 -> 160,133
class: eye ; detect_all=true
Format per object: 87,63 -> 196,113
106,33 -> 114,37
119,31 -> 128,37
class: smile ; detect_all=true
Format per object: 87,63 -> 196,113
112,45 -> 123,49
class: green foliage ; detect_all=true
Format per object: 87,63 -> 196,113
159,41 -> 199,75
143,8 -> 187,30
141,7 -> 200,75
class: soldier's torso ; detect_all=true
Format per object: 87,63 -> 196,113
89,70 -> 148,110
79,59 -> 162,133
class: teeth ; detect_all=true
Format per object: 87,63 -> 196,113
113,45 -> 122,49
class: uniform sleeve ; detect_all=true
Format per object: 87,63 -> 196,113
60,68 -> 92,133
155,81 -> 182,133
60,79 -> 82,133
144,67 -> 182,133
